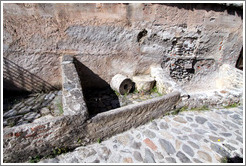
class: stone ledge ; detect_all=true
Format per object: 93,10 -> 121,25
61,55 -> 89,120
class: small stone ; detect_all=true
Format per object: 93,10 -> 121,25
149,122 -> 159,130
229,114 -> 241,120
223,144 -> 237,151
143,129 -> 156,139
171,128 -> 182,134
220,133 -> 232,137
133,151 -> 143,162
223,120 -> 239,129
198,151 -> 212,162
190,123 -> 198,128
193,158 -> 202,163
144,148 -> 155,163
3,109 -> 17,118
195,116 -> 207,124
182,127 -> 192,132
206,122 -> 217,131
123,157 -> 133,163
160,122 -> 169,129
118,134 -> 133,146
187,141 -> 200,149
40,107 -> 50,116
189,134 -> 203,141
165,157 -> 176,163
92,159 -> 100,163
186,116 -> 193,122
173,116 -> 187,123
182,144 -> 194,157
236,136 -> 243,143
131,141 -> 142,149
98,147 -> 111,161
176,151 -> 191,163
210,143 -> 230,157
144,138 -> 157,151
195,129 -> 208,134
209,135 -> 224,142
159,139 -> 176,155
155,152 -> 164,160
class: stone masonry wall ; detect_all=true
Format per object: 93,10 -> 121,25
3,3 -> 243,91
3,77 -> 180,163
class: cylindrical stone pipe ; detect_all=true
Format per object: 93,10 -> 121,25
110,74 -> 133,95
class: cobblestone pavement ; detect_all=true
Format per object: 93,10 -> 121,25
3,91 -> 62,127
39,106 -> 244,163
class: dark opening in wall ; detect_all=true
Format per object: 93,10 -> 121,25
236,48 -> 243,70
137,29 -> 148,42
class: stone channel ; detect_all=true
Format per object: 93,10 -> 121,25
39,106 -> 243,163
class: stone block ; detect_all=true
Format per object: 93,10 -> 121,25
132,75 -> 156,92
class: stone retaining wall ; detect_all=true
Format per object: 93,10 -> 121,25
3,58 -> 180,162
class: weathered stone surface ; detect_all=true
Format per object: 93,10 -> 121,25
159,139 -> 176,155
195,116 -> 207,124
176,151 -> 191,163
131,141 -> 142,150
3,109 -> 17,118
98,147 -> 111,161
182,144 -> 194,157
207,122 -> 217,131
187,141 -> 199,149
159,122 -> 169,129
197,151 -> 212,162
144,148 -> 155,163
173,117 -> 187,124
165,157 -> 176,163
143,129 -> 156,139
144,138 -> 157,151
210,143 -> 230,157
133,151 -> 143,162
132,75 -> 155,92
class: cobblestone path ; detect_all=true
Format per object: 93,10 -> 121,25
40,106 -> 243,163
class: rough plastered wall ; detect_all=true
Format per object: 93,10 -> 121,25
3,3 -> 243,91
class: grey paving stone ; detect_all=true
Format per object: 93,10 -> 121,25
209,135 -> 224,142
176,151 -> 191,163
189,134 -> 203,141
165,157 -> 176,163
229,114 -> 241,120
143,129 -> 156,139
186,116 -> 193,122
195,129 -> 208,134
206,121 -> 217,131
182,144 -> 194,157
171,128 -> 182,135
177,135 -> 188,141
182,127 -> 192,132
187,141 -> 200,149
133,151 -> 143,162
149,122 -> 159,130
154,152 -> 164,160
223,144 -> 237,151
236,136 -> 243,143
98,147 -> 111,161
210,143 -> 230,157
193,158 -> 202,163
131,141 -> 142,149
173,117 -> 187,123
159,139 -> 176,155
195,116 -> 207,124
159,122 -> 169,129
219,133 -> 232,137
222,120 -> 239,129
144,148 -> 155,163
190,123 -> 198,128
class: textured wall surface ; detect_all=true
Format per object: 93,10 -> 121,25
3,3 -> 243,91
3,91 -> 180,163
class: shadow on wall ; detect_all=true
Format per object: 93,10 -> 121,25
161,3 -> 243,19
3,57 -> 57,95
73,58 -> 120,116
